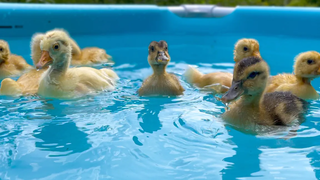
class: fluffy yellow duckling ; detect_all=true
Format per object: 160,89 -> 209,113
266,51 -> 320,100
35,30 -> 118,99
72,47 -> 113,66
1,34 -> 49,96
32,29 -> 113,66
221,56 -> 307,128
233,38 -> 261,63
138,40 -> 184,96
0,29 -> 114,96
183,38 -> 261,93
0,40 -> 32,79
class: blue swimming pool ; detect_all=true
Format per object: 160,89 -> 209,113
1,3 -> 320,179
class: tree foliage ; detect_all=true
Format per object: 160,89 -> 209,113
1,0 -> 320,6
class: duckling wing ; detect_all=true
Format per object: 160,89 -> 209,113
68,67 -> 117,92
8,55 -> 32,71
168,73 -> 185,95
267,74 -> 297,92
138,74 -> 184,96
0,78 -> 22,96
72,48 -> 112,65
262,91 -> 308,125
17,69 -> 45,95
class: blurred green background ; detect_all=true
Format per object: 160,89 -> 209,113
1,0 -> 320,6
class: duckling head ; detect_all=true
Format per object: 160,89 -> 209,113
234,38 -> 261,63
293,51 -> 320,80
36,30 -> 72,69
148,40 -> 170,68
222,57 -> 269,103
0,40 -> 10,64
31,33 -> 45,66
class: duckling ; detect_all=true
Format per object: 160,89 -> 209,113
0,29 -> 114,96
266,51 -> 320,100
183,38 -> 261,93
34,30 -> 118,99
233,38 -> 261,63
221,56 -> 308,128
0,40 -> 32,79
43,29 -> 113,66
1,33 -> 48,96
72,47 -> 113,66
138,40 -> 184,96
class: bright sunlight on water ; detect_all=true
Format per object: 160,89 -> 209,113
1,34 -> 320,179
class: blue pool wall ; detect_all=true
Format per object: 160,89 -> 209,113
1,3 -> 320,76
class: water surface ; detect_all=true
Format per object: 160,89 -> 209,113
1,34 -> 320,179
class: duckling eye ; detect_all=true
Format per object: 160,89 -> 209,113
0,47 -> 2,52
150,46 -> 155,52
243,46 -> 248,51
307,59 -> 314,65
164,46 -> 168,51
247,71 -> 260,79
52,44 -> 59,50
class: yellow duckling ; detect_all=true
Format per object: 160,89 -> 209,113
138,40 -> 184,96
35,30 -> 118,99
266,51 -> 320,100
32,29 -> 113,66
183,38 -> 261,93
0,33 -> 49,96
221,56 -> 307,128
72,47 -> 113,66
0,29 -> 114,96
0,40 -> 32,79
233,38 -> 261,63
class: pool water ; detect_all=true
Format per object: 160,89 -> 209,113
1,33 -> 320,180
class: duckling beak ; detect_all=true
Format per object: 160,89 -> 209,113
36,50 -> 53,69
221,80 -> 244,103
253,52 -> 261,58
156,51 -> 169,63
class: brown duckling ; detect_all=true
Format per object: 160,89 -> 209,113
183,38 -> 261,93
0,40 -> 32,79
138,40 -> 184,96
266,51 -> 320,100
221,56 -> 307,128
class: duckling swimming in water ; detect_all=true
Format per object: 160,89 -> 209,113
266,51 -> 320,100
1,33 -> 51,96
35,29 -> 113,66
35,30 -> 118,99
183,38 -> 261,93
221,56 -> 308,128
0,40 -> 32,79
138,40 -> 184,96
233,38 -> 261,63
0,29 -> 115,96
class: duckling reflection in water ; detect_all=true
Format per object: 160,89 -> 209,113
267,51 -> 320,100
184,38 -> 261,94
138,40 -> 184,96
221,56 -> 308,129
